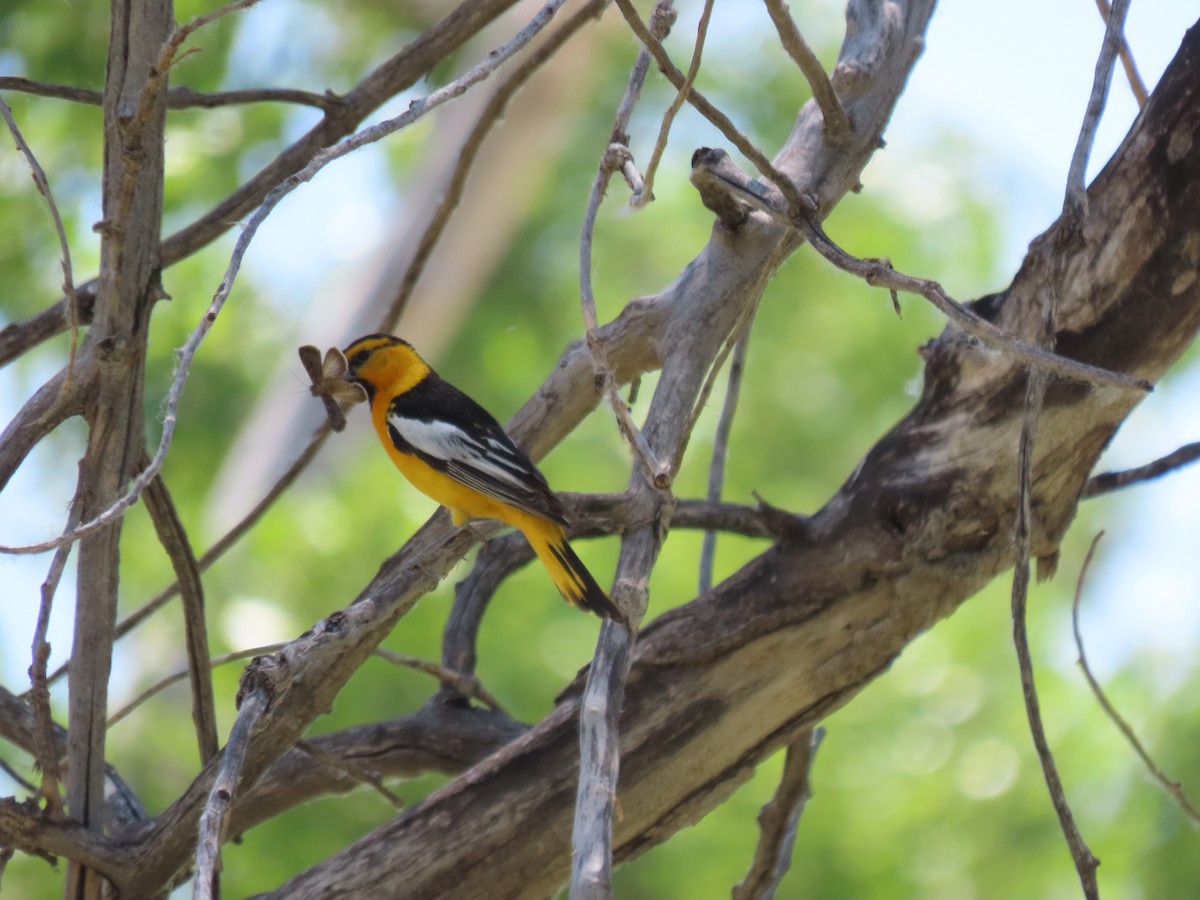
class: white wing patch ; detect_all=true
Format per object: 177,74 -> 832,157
390,415 -> 530,489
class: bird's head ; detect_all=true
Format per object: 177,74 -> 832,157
342,334 -> 430,401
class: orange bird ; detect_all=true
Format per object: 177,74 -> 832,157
342,334 -> 623,623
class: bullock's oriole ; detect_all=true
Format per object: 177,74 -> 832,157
343,334 -> 623,623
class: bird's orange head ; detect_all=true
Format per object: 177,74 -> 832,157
342,334 -> 431,402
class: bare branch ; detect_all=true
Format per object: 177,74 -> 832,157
688,147 -> 1153,393
0,94 -> 80,380
570,621 -> 634,900
1065,0 -> 1132,213
761,0 -> 851,137
295,740 -> 404,810
581,144 -> 670,489
699,326 -> 752,594
1071,533 -> 1200,824
612,0 -> 812,216
106,644 -> 286,728
1092,0 -> 1149,108
193,677 -> 270,900
163,85 -> 342,110
634,0 -> 711,208
0,286 -> 95,369
0,77 -> 103,105
373,648 -> 505,713
29,500 -> 82,816
1084,440 -> 1200,497
1009,209 -> 1098,894
732,728 -> 823,900
0,32 -> 338,111
143,470 -> 219,765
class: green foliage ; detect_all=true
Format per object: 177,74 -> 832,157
1,2 -> 1196,898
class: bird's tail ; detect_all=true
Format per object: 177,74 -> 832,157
526,524 -> 625,623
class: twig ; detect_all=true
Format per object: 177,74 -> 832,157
570,621 -> 635,900
579,4 -> 676,490
732,728 -> 823,900
0,94 -> 80,386
295,739 -> 404,810
372,648 -> 505,713
1071,533 -> 1200,824
0,0 -> 572,557
193,682 -> 270,900
580,144 -> 669,488
1083,440 -> 1200,497
633,0 -> 710,208
1065,0 -> 1132,214
29,502 -> 80,816
1010,261 -> 1099,894
698,325 -> 751,594
0,77 -> 342,111
107,644 -> 286,728
1092,0 -> 1148,108
611,0 -> 812,217
761,0 -> 851,137
143,468 -> 219,765
688,147 -> 1152,393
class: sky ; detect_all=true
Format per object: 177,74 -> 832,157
2,0 -> 1198,723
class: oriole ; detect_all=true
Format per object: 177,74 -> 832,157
343,334 -> 624,623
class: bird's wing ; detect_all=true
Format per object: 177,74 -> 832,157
387,380 -> 567,524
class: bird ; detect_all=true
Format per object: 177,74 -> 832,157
341,333 -> 624,623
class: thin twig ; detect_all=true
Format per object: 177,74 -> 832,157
107,644 -> 286,728
0,95 -> 80,386
1083,440 -> 1200,497
688,147 -> 1152,393
579,3 -> 677,490
143,468 -> 219,764
1092,0 -> 1148,108
1071,532 -> 1200,824
732,728 -> 824,900
761,0 -> 851,137
612,0 -> 813,217
193,683 -> 270,900
633,0 -> 711,208
570,621 -> 635,900
698,325 -> 751,594
0,78 -> 340,111
295,739 -> 404,809
1010,268 -> 1099,898
1065,0 -> 1132,213
0,0 -> 571,557
1012,368 -> 1097,897
372,648 -> 505,713
29,502 -> 80,816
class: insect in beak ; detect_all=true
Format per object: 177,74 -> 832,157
298,344 -> 368,432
